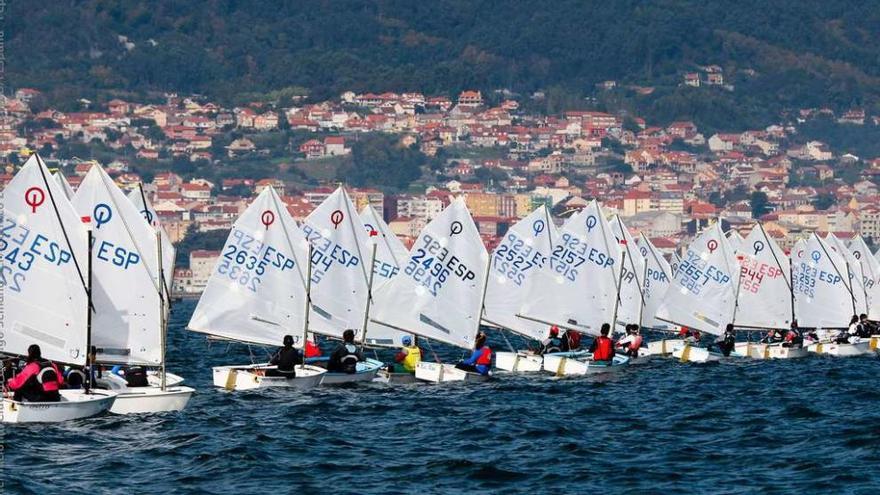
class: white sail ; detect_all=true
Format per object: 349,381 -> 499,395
639,234 -> 674,331
372,198 -> 489,350
359,204 -> 411,347
72,164 -> 162,365
734,224 -> 792,329
727,229 -> 745,252
670,252 -> 682,275
655,222 -> 737,335
127,184 -> 175,294
1,155 -> 90,365
482,206 -> 557,341
849,235 -> 880,319
825,233 -> 868,315
188,187 -> 311,347
792,234 -> 854,328
359,204 -> 408,290
302,187 -> 371,339
520,200 -> 620,336
609,215 -> 645,331
54,171 -> 76,200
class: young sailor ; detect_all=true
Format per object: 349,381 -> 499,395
616,324 -> 643,358
711,324 -> 736,357
783,321 -> 802,348
328,329 -> 365,374
391,335 -> 422,373
266,335 -> 303,378
305,336 -> 322,359
561,329 -> 582,351
6,345 -> 64,402
456,331 -> 493,375
857,314 -> 874,338
109,365 -> 150,387
538,326 -> 564,355
589,324 -> 615,363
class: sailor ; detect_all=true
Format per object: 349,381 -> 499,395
616,324 -> 643,358
857,314 -> 874,338
304,335 -> 322,359
266,335 -> 303,378
760,328 -> 784,344
328,329 -> 364,374
538,326 -> 564,355
783,321 -> 802,348
392,335 -> 422,373
713,324 -> 736,357
63,367 -> 88,389
6,344 -> 64,402
589,324 -> 615,363
456,331 -> 492,375
561,329 -> 582,351
841,315 -> 860,343
110,365 -> 150,387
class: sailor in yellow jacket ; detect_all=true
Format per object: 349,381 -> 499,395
391,335 -> 422,373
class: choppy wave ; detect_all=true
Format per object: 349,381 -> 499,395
6,300 -> 880,494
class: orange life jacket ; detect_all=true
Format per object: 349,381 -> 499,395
593,336 -> 613,361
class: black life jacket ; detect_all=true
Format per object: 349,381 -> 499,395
125,366 -> 149,387
340,344 -> 359,374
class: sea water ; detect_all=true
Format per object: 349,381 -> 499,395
6,300 -> 880,494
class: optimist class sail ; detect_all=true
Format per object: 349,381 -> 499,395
639,234 -> 674,331
825,233 -> 867,315
734,224 -> 792,329
73,164 -> 162,365
54,171 -> 76,200
609,215 -> 645,331
1,155 -> 90,365
302,187 -> 371,339
372,198 -> 488,350
655,222 -> 737,336
849,235 -> 880,320
520,200 -> 620,336
128,184 -> 175,294
792,234 -> 854,328
188,187 -> 311,347
482,206 -> 556,341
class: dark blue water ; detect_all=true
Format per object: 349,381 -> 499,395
6,299 -> 880,494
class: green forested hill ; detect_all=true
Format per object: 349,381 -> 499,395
9,0 -> 880,129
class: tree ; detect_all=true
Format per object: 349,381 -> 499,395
750,191 -> 770,218
812,192 -> 836,210
336,134 -> 425,190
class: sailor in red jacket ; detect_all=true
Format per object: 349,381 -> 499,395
456,331 -> 492,375
6,344 -> 64,402
589,323 -> 615,363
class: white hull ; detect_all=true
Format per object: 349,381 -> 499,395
765,345 -> 809,359
319,358 -> 384,385
148,370 -> 185,387
542,352 -> 629,376
644,339 -> 685,356
733,342 -> 767,359
373,369 -> 418,384
212,364 -> 326,390
494,351 -> 544,372
109,386 -> 195,414
807,341 -> 870,357
415,362 -> 490,383
2,389 -> 116,423
673,345 -> 723,363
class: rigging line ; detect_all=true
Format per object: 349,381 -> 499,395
595,203 -> 620,294
34,155 -> 91,302
97,167 -> 161,294
615,216 -> 645,302
138,182 -> 174,303
816,235 -> 856,300
341,187 -> 371,285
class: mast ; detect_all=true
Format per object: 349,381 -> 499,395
359,241 -> 378,349
86,228 -> 94,391
731,253 -> 744,326
639,255 -> 649,328
789,249 -> 796,323
611,245 -> 626,332
474,255 -> 493,350
302,244 -> 314,370
846,263 -> 858,316
157,231 -> 167,391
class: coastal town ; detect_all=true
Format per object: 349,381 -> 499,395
2,86 -> 880,295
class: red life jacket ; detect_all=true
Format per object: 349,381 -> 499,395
305,340 -> 321,358
630,335 -> 643,350
476,346 -> 492,366
567,331 -> 582,349
35,360 -> 62,393
593,337 -> 613,361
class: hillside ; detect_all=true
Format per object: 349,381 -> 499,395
9,0 -> 880,129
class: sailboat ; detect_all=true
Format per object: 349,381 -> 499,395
1,155 -> 117,422
371,198 -> 492,383
484,206 -> 558,372
657,222 -> 738,363
730,224 -> 804,359
726,229 -> 745,253
300,187 -> 384,383
639,234 -> 683,356
358,204 -> 417,382
520,200 -> 629,375
188,187 -> 327,390
794,234 -> 869,356
849,235 -> 880,351
72,164 -> 194,412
